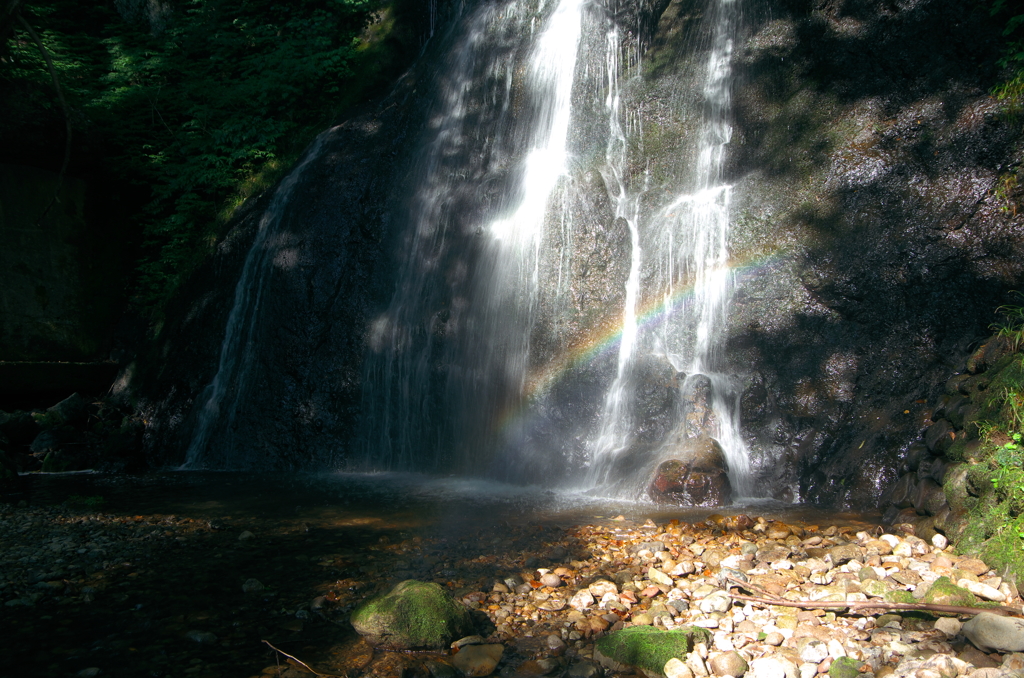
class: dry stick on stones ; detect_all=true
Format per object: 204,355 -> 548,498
725,575 -> 783,601
726,592 -> 1024,618
262,640 -> 345,677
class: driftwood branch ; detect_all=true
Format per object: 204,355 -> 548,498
726,591 -> 1024,618
262,640 -> 345,678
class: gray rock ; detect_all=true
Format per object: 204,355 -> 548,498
698,590 -> 732,614
241,578 -> 264,593
962,612 -> 1024,653
933,617 -> 962,637
796,638 -> 828,664
710,651 -> 749,677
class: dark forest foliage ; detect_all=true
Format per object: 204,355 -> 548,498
0,0 -> 408,311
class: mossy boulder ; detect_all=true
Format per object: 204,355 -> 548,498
922,576 -> 978,608
594,625 -> 711,676
829,656 -> 862,678
884,590 -> 915,605
350,580 -> 474,650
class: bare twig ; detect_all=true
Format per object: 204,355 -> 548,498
726,592 -> 1024,618
725,574 -> 782,601
262,639 -> 345,677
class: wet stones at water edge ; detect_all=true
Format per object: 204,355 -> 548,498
649,436 -> 732,507
350,579 -> 475,650
0,393 -> 145,480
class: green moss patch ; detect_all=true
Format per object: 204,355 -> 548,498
350,580 -> 474,650
595,626 -> 711,675
922,576 -> 978,607
829,656 -> 862,678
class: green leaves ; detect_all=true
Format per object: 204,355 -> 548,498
2,0 -> 376,311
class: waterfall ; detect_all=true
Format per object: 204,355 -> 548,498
182,135 -> 327,469
361,0 -> 587,475
662,0 -> 751,497
187,0 -> 757,502
586,22 -> 642,488
586,0 -> 752,498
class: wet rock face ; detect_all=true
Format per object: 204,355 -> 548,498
130,0 -> 1024,504
649,437 -> 732,506
712,0 -> 1024,506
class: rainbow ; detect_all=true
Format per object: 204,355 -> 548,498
495,248 -> 786,433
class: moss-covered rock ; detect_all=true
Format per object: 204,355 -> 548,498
884,590 -> 915,605
350,580 -> 474,650
594,625 -> 711,676
829,656 -> 862,678
922,576 -> 978,608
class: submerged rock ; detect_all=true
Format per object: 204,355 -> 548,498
350,580 -> 474,650
451,643 -> 503,677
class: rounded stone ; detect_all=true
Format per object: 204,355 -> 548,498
710,651 -> 749,677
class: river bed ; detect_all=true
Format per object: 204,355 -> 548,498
2,471 -> 970,678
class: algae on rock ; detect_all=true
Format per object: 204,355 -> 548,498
350,580 -> 474,650
595,625 -> 711,676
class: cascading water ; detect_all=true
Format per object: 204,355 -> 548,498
182,135 -> 327,469
364,0 -> 754,499
361,0 -> 588,475
586,0 -> 752,499
188,0 -> 758,502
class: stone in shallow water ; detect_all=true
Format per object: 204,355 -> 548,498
451,644 -> 503,677
241,578 -> 264,593
539,572 -> 562,587
566,659 -> 602,678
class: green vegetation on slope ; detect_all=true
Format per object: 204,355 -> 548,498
0,0 -> 413,313
945,295 -> 1024,581
991,0 -> 1024,117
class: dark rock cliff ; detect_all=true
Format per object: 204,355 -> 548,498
124,0 -> 1024,510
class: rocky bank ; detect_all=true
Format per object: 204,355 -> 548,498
4,494 -> 1024,678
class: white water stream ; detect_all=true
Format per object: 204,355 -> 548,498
587,0 -> 752,497
189,0 -> 755,501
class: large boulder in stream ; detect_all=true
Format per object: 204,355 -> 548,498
350,580 -> 474,650
649,436 -> 732,507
